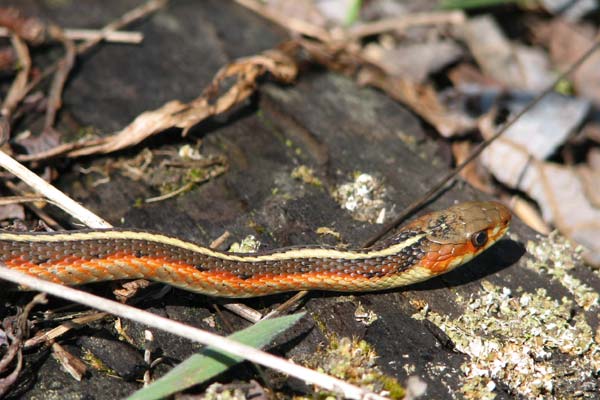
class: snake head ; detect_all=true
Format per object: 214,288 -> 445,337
404,201 -> 511,275
426,201 -> 511,246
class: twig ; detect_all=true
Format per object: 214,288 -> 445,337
208,231 -> 264,323
363,33 -> 600,247
24,311 -> 108,348
234,0 -> 331,42
263,291 -> 309,320
347,11 -> 465,39
44,27 -> 76,132
0,27 -> 143,44
222,303 -> 263,323
22,0 -> 167,106
0,266 -> 386,400
4,181 -> 63,230
0,293 -> 46,396
145,182 -> 194,203
209,231 -> 231,249
0,194 -> 48,206
76,0 -> 167,54
1,34 -> 30,119
0,150 -> 110,228
51,342 -> 86,381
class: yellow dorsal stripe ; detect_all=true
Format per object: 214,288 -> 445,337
0,230 -> 426,262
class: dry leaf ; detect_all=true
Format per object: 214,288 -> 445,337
17,48 -> 298,161
451,140 -> 494,194
541,19 -> 600,106
539,0 -> 597,21
483,92 -> 590,159
0,204 -> 25,221
457,16 -> 554,91
510,196 -> 551,235
358,67 -> 476,137
577,164 -> 600,207
0,8 -> 46,44
363,40 -> 463,83
482,138 -> 600,266
267,0 -> 328,28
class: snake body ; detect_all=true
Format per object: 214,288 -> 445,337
0,201 -> 510,298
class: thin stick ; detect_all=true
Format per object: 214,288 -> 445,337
4,181 -> 63,230
77,0 -> 168,54
0,27 -> 143,44
22,0 -> 167,100
44,28 -> 76,132
263,291 -> 309,320
363,33 -> 600,247
222,302 -> 263,323
234,0 -> 331,42
347,11 -> 465,39
0,150 -> 110,228
1,35 -> 30,119
0,266 -> 385,400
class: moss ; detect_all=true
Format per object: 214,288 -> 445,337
300,336 -> 404,399
81,349 -> 118,377
228,235 -> 260,253
203,383 -> 246,400
247,219 -> 266,235
291,165 -> 323,187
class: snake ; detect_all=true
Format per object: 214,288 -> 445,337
0,201 -> 510,298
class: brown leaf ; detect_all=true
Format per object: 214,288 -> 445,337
457,16 -> 554,91
51,342 -> 87,381
0,8 -> 46,44
14,127 -> 62,156
542,19 -> 600,106
577,164 -> 600,208
17,48 -> 298,161
358,67 -> 476,137
0,203 -> 25,221
0,46 -> 16,72
362,40 -> 463,83
451,140 -> 494,194
482,138 -> 600,266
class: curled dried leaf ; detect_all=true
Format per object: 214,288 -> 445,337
18,49 -> 298,161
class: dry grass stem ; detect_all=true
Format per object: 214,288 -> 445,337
0,27 -> 143,43
1,35 -> 30,119
347,11 -> 466,39
0,150 -> 111,228
0,266 -> 387,400
234,0 -> 331,42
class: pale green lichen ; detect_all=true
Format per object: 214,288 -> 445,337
315,226 -> 341,240
414,281 -> 600,399
332,173 -> 386,223
353,302 -> 378,326
299,336 -> 405,399
526,231 -> 598,310
203,383 -> 246,400
228,235 -> 261,253
291,165 -> 323,187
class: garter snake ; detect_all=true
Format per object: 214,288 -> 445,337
0,201 -> 510,297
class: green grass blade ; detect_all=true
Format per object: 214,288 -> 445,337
127,312 -> 305,400
345,0 -> 363,26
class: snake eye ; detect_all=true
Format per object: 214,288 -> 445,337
471,230 -> 488,248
